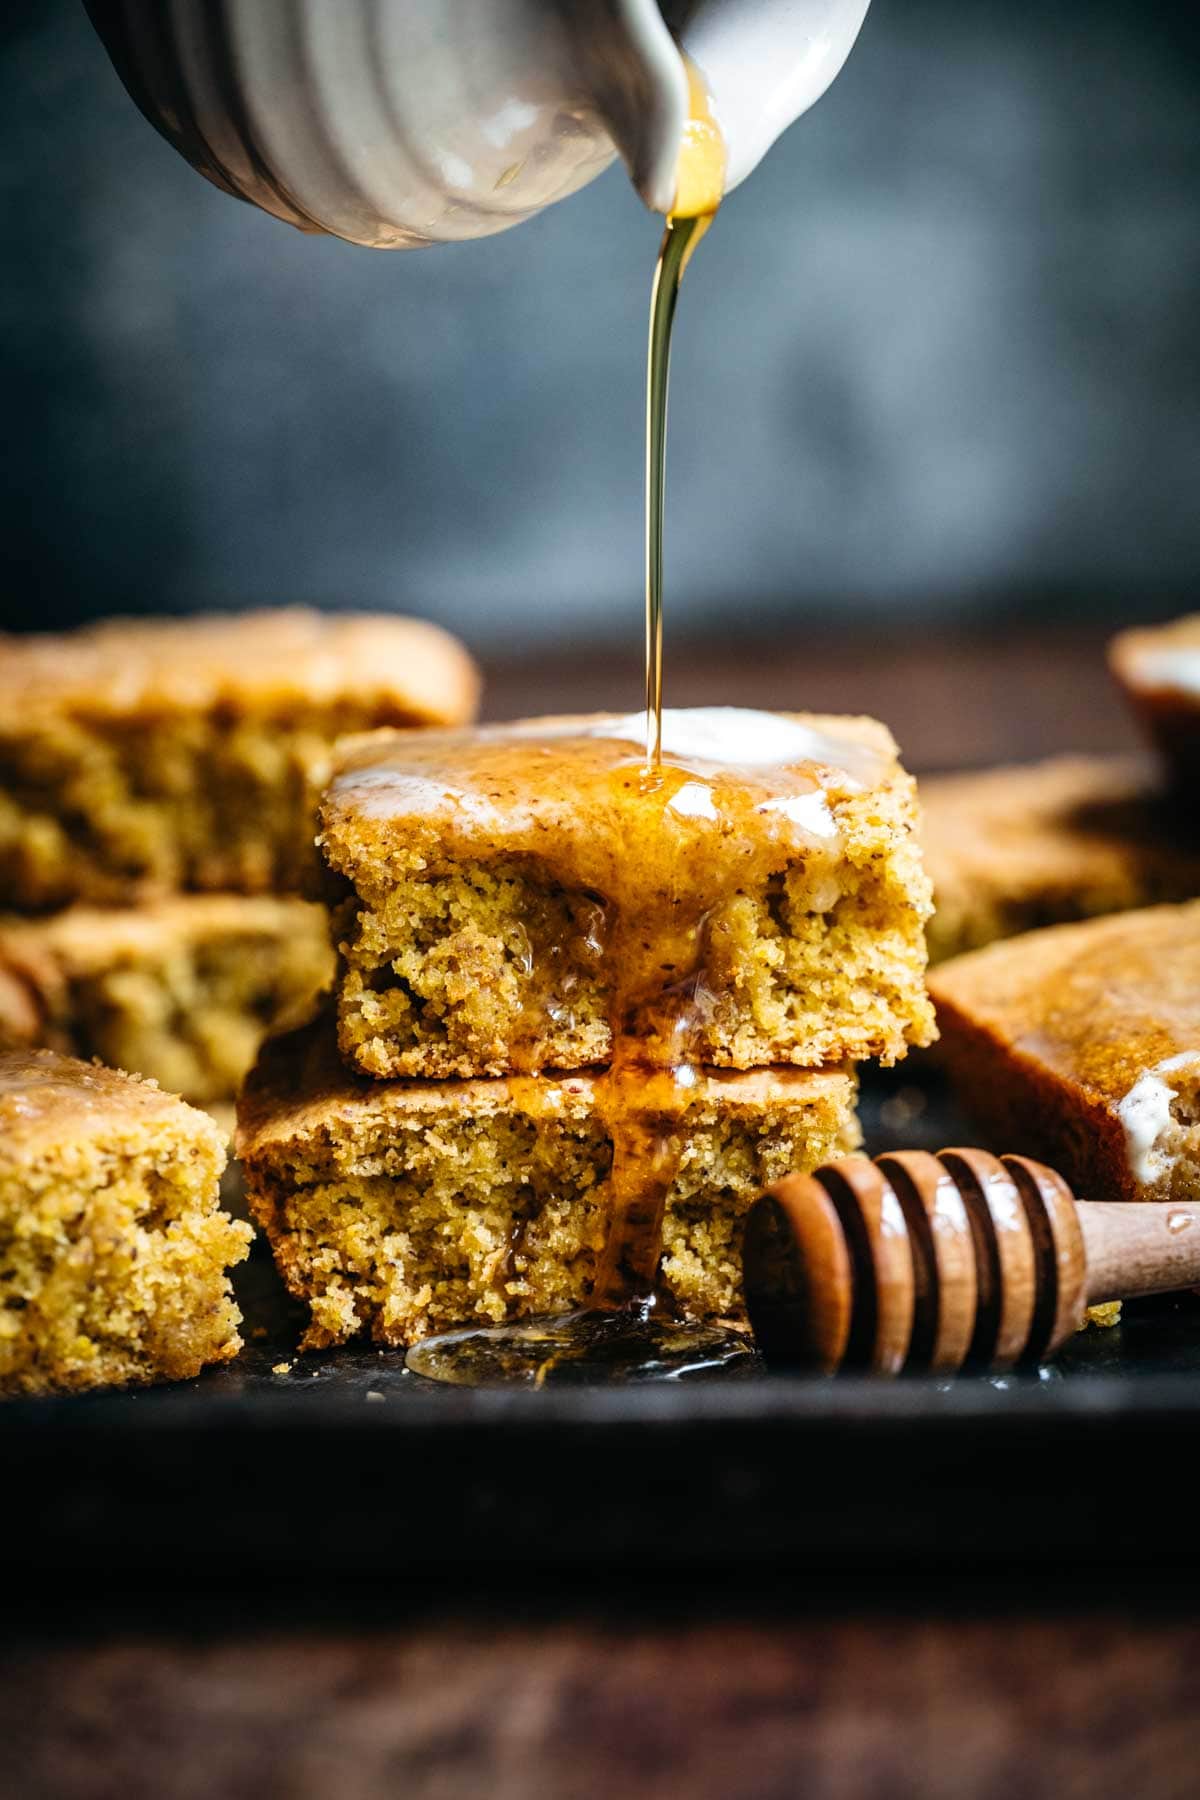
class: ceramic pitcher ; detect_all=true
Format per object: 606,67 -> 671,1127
84,0 -> 871,248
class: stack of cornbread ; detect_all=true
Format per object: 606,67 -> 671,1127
239,707 -> 936,1350
0,608 -> 479,1393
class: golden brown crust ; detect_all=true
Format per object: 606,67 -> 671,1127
0,609 -> 480,909
0,897 -> 334,1108
929,901 -> 1200,1203
0,1045 -> 227,1162
0,608 -> 480,726
922,754 -> 1200,962
237,1006 -> 858,1160
0,1049 -> 249,1396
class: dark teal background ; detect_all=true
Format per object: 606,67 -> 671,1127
2,1 -> 1198,646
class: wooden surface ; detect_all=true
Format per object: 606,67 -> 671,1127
6,1611 -> 1200,1799
7,624 -> 1188,1800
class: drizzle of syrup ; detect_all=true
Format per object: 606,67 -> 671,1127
393,63 -> 853,1386
644,55 -> 726,770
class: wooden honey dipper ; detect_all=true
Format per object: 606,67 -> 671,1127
742,1148 -> 1200,1374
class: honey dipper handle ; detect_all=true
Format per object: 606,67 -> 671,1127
1079,1201 -> 1200,1305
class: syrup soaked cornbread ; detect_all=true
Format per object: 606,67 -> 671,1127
238,1013 -> 860,1348
1111,614 -> 1200,784
0,1049 -> 250,1395
0,895 -> 333,1111
0,608 -> 479,910
930,901 -> 1200,1205
319,708 -> 934,1080
923,755 -> 1200,963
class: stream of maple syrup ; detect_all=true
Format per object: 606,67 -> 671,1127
405,63 -> 790,1386
644,56 -> 726,769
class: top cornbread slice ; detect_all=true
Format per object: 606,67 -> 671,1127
0,608 -> 480,909
1110,614 -> 1200,785
0,1048 -> 250,1395
319,707 -> 935,1079
929,901 -> 1200,1204
922,754 -> 1200,963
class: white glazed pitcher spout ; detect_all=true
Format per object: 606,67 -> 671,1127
83,0 -> 871,248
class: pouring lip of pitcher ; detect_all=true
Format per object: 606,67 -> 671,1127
596,0 -> 874,213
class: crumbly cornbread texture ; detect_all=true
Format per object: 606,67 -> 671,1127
0,1049 -> 250,1396
238,1016 -> 861,1349
1110,614 -> 1200,784
929,901 -> 1200,1205
319,710 -> 935,1080
922,755 -> 1200,963
0,896 -> 334,1110
0,608 -> 480,910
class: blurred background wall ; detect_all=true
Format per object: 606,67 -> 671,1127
1,0 -> 1198,648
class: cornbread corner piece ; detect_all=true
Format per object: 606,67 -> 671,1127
0,607 -> 480,910
0,1049 -> 251,1397
922,754 -> 1200,964
928,900 -> 1200,1205
237,1014 -> 861,1349
1110,615 -> 1200,784
0,895 -> 334,1111
318,708 -> 936,1080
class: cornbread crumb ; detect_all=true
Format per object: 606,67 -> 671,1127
0,1049 -> 250,1396
922,755 -> 1200,963
238,1015 -> 861,1349
0,609 -> 479,909
0,895 -> 334,1108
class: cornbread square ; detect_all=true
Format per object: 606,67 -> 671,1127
319,708 -> 935,1079
0,608 -> 479,910
929,901 -> 1200,1204
237,1014 -> 861,1348
0,896 -> 334,1112
1111,615 -> 1200,784
922,755 -> 1200,963
0,1049 -> 251,1396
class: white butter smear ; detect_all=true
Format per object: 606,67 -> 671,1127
589,707 -> 875,780
1115,1051 -> 1200,1186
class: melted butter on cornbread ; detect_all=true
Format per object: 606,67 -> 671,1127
330,708 -> 889,1312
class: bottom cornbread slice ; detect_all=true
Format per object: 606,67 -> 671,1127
238,1017 -> 860,1349
1,1049 -> 251,1396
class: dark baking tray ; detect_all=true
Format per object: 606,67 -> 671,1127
7,1068 -> 1200,1587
